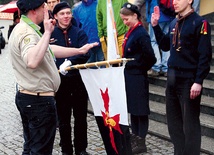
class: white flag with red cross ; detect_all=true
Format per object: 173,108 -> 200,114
80,66 -> 128,154
79,66 -> 128,125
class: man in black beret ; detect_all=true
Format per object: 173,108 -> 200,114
9,0 -> 98,154
17,0 -> 46,14
51,2 -> 91,155
52,1 -> 71,15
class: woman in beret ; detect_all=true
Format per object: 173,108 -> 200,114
120,2 -> 156,154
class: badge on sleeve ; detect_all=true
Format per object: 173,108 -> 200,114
200,20 -> 208,35
24,38 -> 30,44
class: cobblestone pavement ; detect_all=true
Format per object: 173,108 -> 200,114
0,46 -> 208,155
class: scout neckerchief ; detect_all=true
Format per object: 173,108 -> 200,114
172,9 -> 194,52
122,21 -> 143,57
21,15 -> 56,61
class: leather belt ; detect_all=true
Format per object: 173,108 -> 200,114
19,90 -> 55,96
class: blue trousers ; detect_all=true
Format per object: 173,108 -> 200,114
149,22 -> 170,73
15,91 -> 57,155
87,46 -> 104,63
192,0 -> 200,14
166,76 -> 201,155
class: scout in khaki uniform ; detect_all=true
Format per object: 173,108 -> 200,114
9,0 -> 97,154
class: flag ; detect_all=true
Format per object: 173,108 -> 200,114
80,66 -> 128,125
80,66 -> 131,154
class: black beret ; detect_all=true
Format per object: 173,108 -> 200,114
17,0 -> 45,13
53,2 -> 71,15
122,2 -> 141,18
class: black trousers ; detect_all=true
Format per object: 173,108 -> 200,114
16,92 -> 57,155
166,76 -> 201,155
55,75 -> 88,154
130,114 -> 149,138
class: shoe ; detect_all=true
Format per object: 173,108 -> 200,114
132,136 -> 147,154
130,133 -> 138,148
147,69 -> 159,77
159,70 -> 167,77
77,151 -> 91,155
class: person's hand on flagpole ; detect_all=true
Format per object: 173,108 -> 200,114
59,59 -> 72,75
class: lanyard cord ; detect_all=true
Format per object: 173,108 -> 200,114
21,15 -> 56,61
172,9 -> 194,52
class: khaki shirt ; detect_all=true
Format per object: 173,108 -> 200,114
9,20 -> 60,93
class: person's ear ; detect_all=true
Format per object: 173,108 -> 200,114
134,13 -> 138,19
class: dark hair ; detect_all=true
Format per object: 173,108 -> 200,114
120,7 -> 141,20
120,7 -> 134,16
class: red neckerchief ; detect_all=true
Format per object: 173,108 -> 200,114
122,21 -> 143,57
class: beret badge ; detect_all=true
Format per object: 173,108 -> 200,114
126,4 -> 131,8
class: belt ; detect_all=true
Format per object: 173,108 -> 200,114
19,90 -> 55,96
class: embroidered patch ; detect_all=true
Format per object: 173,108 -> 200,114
24,38 -> 30,44
200,20 -> 208,35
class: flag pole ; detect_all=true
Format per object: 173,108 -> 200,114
107,0 -> 120,59
64,58 -> 134,71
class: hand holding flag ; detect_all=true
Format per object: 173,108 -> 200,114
59,59 -> 72,75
